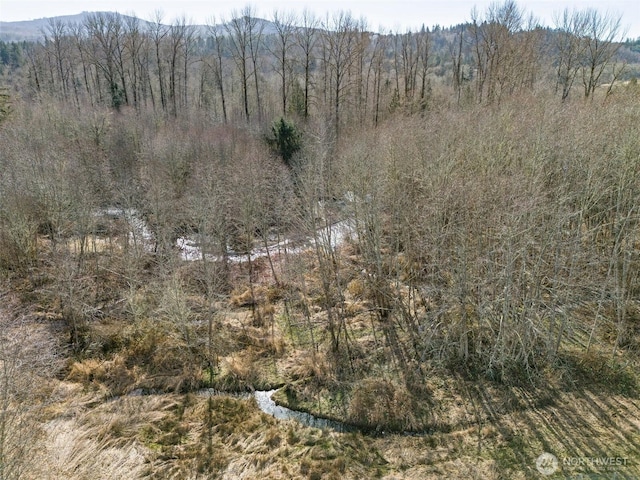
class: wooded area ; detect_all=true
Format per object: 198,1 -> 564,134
1,2 -> 635,121
1,1 -> 639,479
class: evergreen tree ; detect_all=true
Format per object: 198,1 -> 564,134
266,117 -> 301,168
0,88 -> 11,123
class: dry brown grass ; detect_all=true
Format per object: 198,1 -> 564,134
33,386 -> 391,480
284,349 -> 332,383
33,418 -> 148,480
348,378 -> 421,432
67,355 -> 137,395
26,369 -> 640,480
230,287 -> 256,307
30,394 -> 181,479
346,278 -> 365,300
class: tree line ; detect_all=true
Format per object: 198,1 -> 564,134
1,1 -> 630,133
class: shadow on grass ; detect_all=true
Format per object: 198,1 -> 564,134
449,349 -> 640,478
554,351 -> 638,397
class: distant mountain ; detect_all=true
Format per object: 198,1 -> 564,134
0,12 -> 278,43
0,12 -> 107,42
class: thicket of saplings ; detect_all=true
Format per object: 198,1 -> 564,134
1,2 -> 639,434
2,84 -> 639,433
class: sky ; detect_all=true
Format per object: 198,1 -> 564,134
1,0 -> 639,38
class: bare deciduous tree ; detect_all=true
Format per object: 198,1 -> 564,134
225,11 -> 251,121
204,18 -> 229,123
294,9 -> 320,120
553,8 -> 625,100
270,10 -> 297,117
469,1 -> 540,103
581,9 -> 625,99
321,11 -> 360,135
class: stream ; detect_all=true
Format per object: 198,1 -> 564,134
176,218 -> 356,262
96,205 -> 357,263
196,388 -> 359,433
253,390 -> 359,433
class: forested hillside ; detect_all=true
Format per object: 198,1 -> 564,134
1,1 -> 639,479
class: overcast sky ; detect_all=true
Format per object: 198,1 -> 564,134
1,0 -> 639,38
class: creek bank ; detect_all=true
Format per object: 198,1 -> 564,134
124,385 -> 439,436
194,388 -> 358,433
254,389 -> 360,433
196,388 -> 434,436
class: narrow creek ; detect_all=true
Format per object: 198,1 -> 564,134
196,388 -> 359,433
253,390 -> 359,433
96,206 -> 356,262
